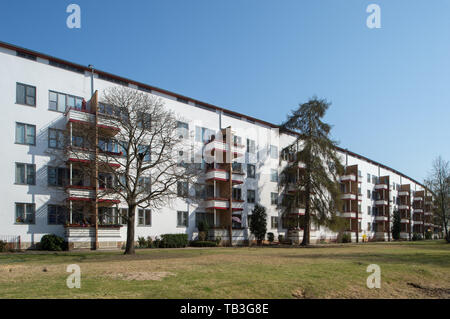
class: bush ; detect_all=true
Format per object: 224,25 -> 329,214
189,241 -> 217,247
40,234 -> 66,251
425,231 -> 433,240
267,232 -> 274,243
278,234 -> 284,242
160,234 -> 188,248
249,204 -> 267,245
197,221 -> 210,241
137,236 -> 148,248
338,233 -> 352,243
0,240 -> 7,252
153,237 -> 161,248
412,233 -> 423,241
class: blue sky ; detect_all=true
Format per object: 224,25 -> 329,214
1,0 -> 449,182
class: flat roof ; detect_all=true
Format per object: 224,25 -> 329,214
0,40 -> 426,189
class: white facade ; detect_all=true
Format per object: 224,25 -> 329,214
0,42 -> 440,249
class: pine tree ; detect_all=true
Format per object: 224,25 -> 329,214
280,97 -> 344,246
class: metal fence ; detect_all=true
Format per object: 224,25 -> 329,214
0,235 -> 21,250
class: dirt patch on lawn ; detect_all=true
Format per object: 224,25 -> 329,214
407,282 -> 450,298
106,271 -> 176,281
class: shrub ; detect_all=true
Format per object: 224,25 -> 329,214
146,236 -> 153,248
267,232 -> 274,243
160,234 -> 188,248
249,204 -> 267,245
425,231 -> 433,240
137,236 -> 147,248
189,241 -> 217,247
412,233 -> 423,241
0,240 -> 7,252
153,237 -> 161,248
278,234 -> 284,242
40,234 -> 66,251
391,210 -> 401,240
197,221 -> 210,241
337,233 -> 352,243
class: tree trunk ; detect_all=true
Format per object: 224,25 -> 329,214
124,204 -> 136,255
301,187 -> 311,246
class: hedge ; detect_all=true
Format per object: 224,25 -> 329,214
40,234 -> 67,251
160,234 -> 188,248
189,241 -> 218,247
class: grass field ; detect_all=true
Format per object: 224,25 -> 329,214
0,241 -> 449,299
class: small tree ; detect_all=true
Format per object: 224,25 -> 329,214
249,204 -> 267,245
392,210 -> 401,240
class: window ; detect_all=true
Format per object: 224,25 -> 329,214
15,203 -> 35,224
195,184 -> 206,199
367,222 -> 371,231
358,204 -> 362,213
98,207 -> 120,225
138,144 -> 151,162
271,192 -> 278,205
247,139 -> 255,153
270,145 -> 278,159
48,205 -> 67,225
119,208 -> 128,225
195,212 -> 214,228
195,126 -> 215,143
177,181 -> 188,197
138,209 -> 151,226
99,173 -> 114,189
15,163 -> 36,185
15,122 -> 36,145
367,173 -> 370,183
232,162 -> 242,173
48,166 -> 69,187
247,164 -> 256,178
234,135 -> 242,146
271,216 -> 279,229
271,169 -> 278,182
368,206 -> 371,215
232,188 -> 242,201
49,91 -> 83,112
16,83 -> 36,106
358,170 -> 362,178
372,175 -> 378,184
99,138 -> 120,153
367,190 -> 371,199
177,97 -> 189,104
177,211 -> 188,227
247,189 -> 256,204
48,128 -> 65,149
177,121 -> 189,139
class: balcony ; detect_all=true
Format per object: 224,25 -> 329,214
400,218 -> 410,224
424,211 -> 433,216
204,140 -> 244,158
205,169 -> 244,184
398,205 -> 410,210
413,208 -> 423,213
413,197 -> 423,202
341,193 -> 357,200
204,198 -> 244,211
67,149 -> 121,169
340,212 -> 358,219
375,184 -> 388,190
67,186 -> 120,204
414,220 -> 423,225
375,215 -> 389,222
340,175 -> 356,182
375,200 -> 388,206
398,191 -> 409,196
65,226 -> 122,249
66,108 -> 120,135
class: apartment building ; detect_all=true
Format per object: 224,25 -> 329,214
0,41 -> 442,249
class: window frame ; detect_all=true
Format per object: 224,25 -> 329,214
15,202 -> 35,224
15,162 -> 36,185
47,204 -> 68,225
177,211 -> 189,227
271,192 -> 278,205
247,189 -> 256,204
247,164 -> 256,178
137,208 -> 152,226
15,122 -> 36,146
16,82 -> 36,107
48,128 -> 65,149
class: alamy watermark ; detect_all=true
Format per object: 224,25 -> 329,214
66,4 -> 81,29
366,4 -> 381,29
366,264 -> 381,289
66,264 -> 81,288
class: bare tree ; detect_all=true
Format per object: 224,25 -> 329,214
66,87 -> 200,254
425,156 -> 450,242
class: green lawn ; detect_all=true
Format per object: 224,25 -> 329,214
0,241 -> 449,299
